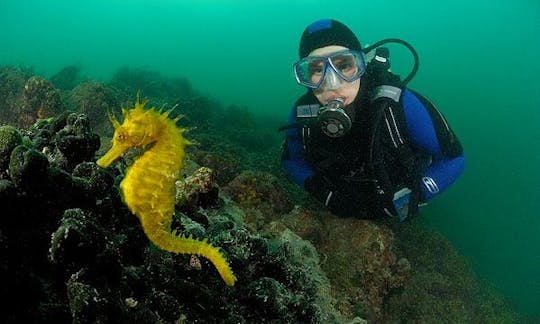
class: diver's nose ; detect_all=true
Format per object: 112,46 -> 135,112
321,68 -> 342,91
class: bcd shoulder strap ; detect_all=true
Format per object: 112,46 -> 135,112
370,85 -> 423,219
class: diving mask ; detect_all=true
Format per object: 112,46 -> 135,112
293,50 -> 366,89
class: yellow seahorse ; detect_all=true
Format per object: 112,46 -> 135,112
96,98 -> 236,286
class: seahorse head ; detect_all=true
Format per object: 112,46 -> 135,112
97,98 -> 162,168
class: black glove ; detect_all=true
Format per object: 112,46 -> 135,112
304,173 -> 333,203
305,174 -> 370,218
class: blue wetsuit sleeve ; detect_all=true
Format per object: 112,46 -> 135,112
281,106 -> 315,187
402,90 -> 464,201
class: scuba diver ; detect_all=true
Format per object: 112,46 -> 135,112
280,19 -> 464,221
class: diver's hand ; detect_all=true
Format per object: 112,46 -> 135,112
392,187 -> 412,222
305,174 -> 360,218
305,174 -> 335,205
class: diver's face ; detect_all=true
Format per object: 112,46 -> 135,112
309,45 -> 361,107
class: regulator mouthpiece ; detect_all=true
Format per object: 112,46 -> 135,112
318,98 -> 351,138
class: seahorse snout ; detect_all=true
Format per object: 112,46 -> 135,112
97,142 -> 129,168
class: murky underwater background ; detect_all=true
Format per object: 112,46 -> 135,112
1,0 -> 539,318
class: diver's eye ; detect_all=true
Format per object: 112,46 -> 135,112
308,62 -> 324,76
116,134 -> 125,141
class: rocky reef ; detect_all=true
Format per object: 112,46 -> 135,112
0,115 -> 355,323
0,88 -> 351,322
0,66 -> 524,323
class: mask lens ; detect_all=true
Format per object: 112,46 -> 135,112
329,51 -> 365,81
294,57 -> 326,88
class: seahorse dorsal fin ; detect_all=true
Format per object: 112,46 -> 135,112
173,113 -> 184,123
136,90 -> 143,105
167,104 -> 179,115
156,104 -> 178,119
107,110 -> 121,130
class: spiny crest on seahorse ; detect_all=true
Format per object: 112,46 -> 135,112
97,96 -> 236,286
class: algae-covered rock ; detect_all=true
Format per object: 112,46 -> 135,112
53,112 -> 101,170
31,111 -> 101,171
20,76 -> 63,127
224,170 -> 292,213
0,125 -> 22,173
245,277 -> 292,318
50,208 -> 121,278
175,166 -> 220,213
254,229 -> 342,323
67,270 -> 110,323
383,223 -> 521,323
270,206 -> 409,321
72,162 -> 115,200
8,145 -> 50,193
0,179 -> 16,200
0,66 -> 31,126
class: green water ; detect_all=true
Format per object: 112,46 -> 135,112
1,0 -> 539,317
